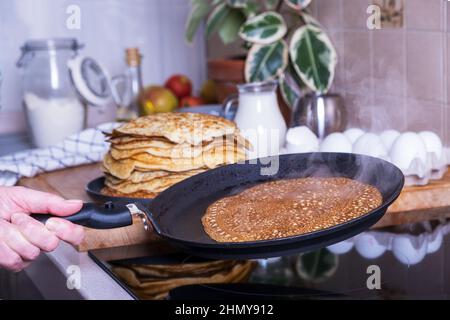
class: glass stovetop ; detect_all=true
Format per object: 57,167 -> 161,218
89,218 -> 450,300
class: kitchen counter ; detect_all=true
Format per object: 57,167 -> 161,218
24,242 -> 133,300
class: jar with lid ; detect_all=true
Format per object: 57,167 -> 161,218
17,38 -> 86,148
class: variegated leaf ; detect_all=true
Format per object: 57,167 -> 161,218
245,40 -> 289,83
243,1 -> 260,18
205,3 -> 231,38
185,0 -> 212,43
218,9 -> 246,44
279,67 -> 302,109
289,25 -> 337,93
284,0 -> 312,10
226,0 -> 247,8
239,12 -> 287,44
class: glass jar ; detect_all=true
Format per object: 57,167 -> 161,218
17,38 -> 86,148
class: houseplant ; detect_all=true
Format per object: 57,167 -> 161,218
185,0 -> 339,127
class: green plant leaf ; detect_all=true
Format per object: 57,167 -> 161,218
218,9 -> 246,44
239,11 -> 287,44
284,0 -> 312,10
185,0 -> 212,43
289,24 -> 337,93
279,66 -> 302,109
243,1 -> 260,18
265,0 -> 281,9
226,0 -> 247,8
205,2 -> 231,38
245,40 -> 289,82
296,249 -> 338,283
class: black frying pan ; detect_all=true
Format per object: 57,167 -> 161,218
34,153 -> 404,259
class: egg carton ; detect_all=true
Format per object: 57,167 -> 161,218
280,147 -> 449,187
327,220 -> 449,265
397,148 -> 450,186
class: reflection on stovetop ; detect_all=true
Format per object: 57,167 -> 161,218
89,219 -> 450,300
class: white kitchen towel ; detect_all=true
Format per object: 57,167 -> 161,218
0,122 -> 119,186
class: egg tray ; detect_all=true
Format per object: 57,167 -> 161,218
398,148 -> 450,186
281,148 -> 449,186
327,220 -> 449,266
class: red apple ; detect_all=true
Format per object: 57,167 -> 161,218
165,74 -> 192,99
180,96 -> 205,107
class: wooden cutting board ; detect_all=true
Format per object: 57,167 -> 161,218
18,163 -> 450,251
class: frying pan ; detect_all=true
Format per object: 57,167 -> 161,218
34,153 -> 404,259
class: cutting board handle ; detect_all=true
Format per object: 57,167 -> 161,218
31,202 -> 133,229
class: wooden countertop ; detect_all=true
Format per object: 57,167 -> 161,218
18,163 -> 450,251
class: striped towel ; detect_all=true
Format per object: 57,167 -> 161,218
0,122 -> 119,186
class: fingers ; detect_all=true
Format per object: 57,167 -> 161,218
10,213 -> 60,252
7,186 -> 83,217
0,219 -> 39,272
0,241 -> 27,272
46,218 -> 85,246
0,220 -> 40,261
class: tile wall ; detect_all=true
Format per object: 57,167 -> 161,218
311,0 -> 449,143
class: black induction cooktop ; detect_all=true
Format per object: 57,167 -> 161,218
88,218 -> 450,300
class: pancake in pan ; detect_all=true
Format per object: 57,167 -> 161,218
202,177 -> 383,243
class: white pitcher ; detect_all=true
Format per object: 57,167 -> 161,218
222,81 -> 287,158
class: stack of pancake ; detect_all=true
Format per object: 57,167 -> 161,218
102,112 -> 249,198
112,260 -> 255,300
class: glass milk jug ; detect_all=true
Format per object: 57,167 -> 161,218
223,81 -> 287,158
17,39 -> 86,148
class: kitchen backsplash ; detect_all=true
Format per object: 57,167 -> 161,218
0,0 -> 206,134
310,0 -> 450,144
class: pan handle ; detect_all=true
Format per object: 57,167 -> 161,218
31,202 -> 133,229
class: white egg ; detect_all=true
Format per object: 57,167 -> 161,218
391,234 -> 427,266
389,132 -> 427,170
285,126 -> 319,153
426,226 -> 443,254
354,232 -> 387,259
419,131 -> 443,159
379,129 -> 400,151
343,128 -> 365,144
327,239 -> 354,255
353,133 -> 388,158
319,133 -> 352,153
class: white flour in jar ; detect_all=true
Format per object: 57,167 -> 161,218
24,92 -> 85,148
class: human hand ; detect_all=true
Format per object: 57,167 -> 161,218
0,186 -> 85,272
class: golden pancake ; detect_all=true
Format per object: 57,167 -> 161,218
104,169 -> 206,185
110,133 -> 249,150
106,135 -> 172,145
127,260 -> 237,278
101,186 -> 158,199
103,148 -> 246,180
110,140 -> 244,160
111,260 -> 254,300
104,171 -> 170,185
105,173 -> 193,194
202,177 -> 383,243
110,112 -> 237,145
